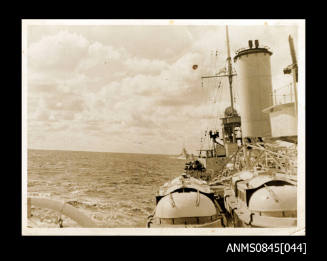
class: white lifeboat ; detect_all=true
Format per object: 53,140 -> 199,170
224,172 -> 297,227
147,174 -> 224,227
155,192 -> 217,218
248,185 -> 297,215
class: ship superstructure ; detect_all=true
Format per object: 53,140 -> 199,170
148,26 -> 299,229
219,34 -> 298,228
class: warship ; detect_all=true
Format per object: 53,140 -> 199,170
176,147 -> 194,160
26,26 -> 299,229
147,26 -> 298,228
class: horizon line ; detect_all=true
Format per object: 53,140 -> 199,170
26,147 -> 179,156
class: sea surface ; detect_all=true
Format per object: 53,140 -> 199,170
27,149 -> 185,228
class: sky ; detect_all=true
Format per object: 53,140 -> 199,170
24,20 -> 301,155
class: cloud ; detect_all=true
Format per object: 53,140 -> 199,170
127,113 -> 159,129
26,24 -> 300,154
29,30 -> 89,72
125,57 -> 169,75
34,110 -> 50,121
76,41 -> 125,75
45,93 -> 85,112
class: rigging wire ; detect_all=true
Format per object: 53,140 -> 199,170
200,49 -> 238,151
216,77 -> 228,131
214,50 -> 218,75
207,51 -> 224,149
202,50 -> 230,150
211,50 -> 221,123
212,78 -> 222,131
200,50 -> 213,150
199,51 -> 214,151
198,45 -> 242,154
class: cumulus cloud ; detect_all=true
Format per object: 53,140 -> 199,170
26,24 -> 299,154
29,30 -> 89,72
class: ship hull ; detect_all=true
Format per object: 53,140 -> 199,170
148,218 -> 223,228
225,210 -> 297,228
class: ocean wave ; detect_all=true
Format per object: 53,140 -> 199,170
27,150 -> 185,227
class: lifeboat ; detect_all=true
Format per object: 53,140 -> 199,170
147,174 -> 226,228
224,170 -> 297,227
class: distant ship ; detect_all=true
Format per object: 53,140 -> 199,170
176,147 -> 194,160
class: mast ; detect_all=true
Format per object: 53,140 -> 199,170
201,25 -> 236,112
288,35 -> 298,116
283,35 -> 298,117
226,25 -> 234,113
200,25 -> 239,148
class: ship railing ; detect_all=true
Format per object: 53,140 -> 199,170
271,82 -> 295,106
262,45 -> 272,51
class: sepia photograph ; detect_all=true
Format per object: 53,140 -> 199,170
22,19 -> 305,235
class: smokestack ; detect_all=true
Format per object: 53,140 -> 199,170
255,40 -> 259,48
249,40 -> 253,49
248,40 -> 253,49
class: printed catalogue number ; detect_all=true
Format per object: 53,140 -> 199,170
226,243 -> 306,254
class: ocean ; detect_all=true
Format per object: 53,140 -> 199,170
27,149 -> 185,228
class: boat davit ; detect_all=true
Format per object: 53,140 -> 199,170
147,173 -> 226,227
